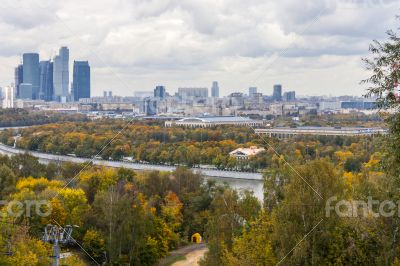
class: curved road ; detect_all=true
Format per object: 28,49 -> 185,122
0,143 -> 262,181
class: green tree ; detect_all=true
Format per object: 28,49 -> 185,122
82,229 -> 106,263
272,160 -> 345,265
222,212 -> 277,266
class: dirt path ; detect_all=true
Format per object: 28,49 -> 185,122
158,244 -> 207,266
172,245 -> 207,266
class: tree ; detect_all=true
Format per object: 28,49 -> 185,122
362,18 -> 400,109
272,160 -> 345,265
200,188 -> 243,266
0,165 -> 17,197
222,212 -> 277,266
82,229 -> 106,263
0,222 -> 51,266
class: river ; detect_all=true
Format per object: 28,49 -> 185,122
0,143 -> 264,201
205,176 -> 264,201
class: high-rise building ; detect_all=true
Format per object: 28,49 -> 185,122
2,86 -> 14,108
72,61 -> 90,101
211,81 -> 219,98
19,83 -> 33,99
39,60 -> 54,101
22,53 -> 40,99
228,92 -> 245,106
154,85 -> 166,99
143,97 -> 157,115
178,87 -> 208,98
14,64 -> 23,98
53,47 -> 69,102
273,84 -> 282,101
249,87 -> 257,96
108,91 -> 112,97
283,91 -> 296,102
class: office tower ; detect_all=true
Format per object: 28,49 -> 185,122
143,97 -> 157,115
2,86 -> 14,108
14,64 -> 23,98
154,85 -> 166,99
39,60 -> 54,101
283,91 -> 296,102
108,91 -> 112,97
23,53 -> 40,99
103,91 -> 107,97
273,84 -> 282,101
19,83 -> 33,99
249,87 -> 257,96
72,61 -> 90,101
53,47 -> 69,102
178,87 -> 208,98
228,92 -> 245,106
211,81 -> 219,98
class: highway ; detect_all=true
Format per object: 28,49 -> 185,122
0,143 -> 263,181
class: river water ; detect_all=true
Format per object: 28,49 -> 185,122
0,148 -> 264,202
205,176 -> 264,201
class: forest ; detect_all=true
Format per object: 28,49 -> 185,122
0,115 -> 385,172
0,152 -> 259,265
0,118 -> 397,265
0,109 -> 88,127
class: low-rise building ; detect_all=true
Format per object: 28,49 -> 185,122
229,146 -> 265,160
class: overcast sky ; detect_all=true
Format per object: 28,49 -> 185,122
0,0 -> 399,97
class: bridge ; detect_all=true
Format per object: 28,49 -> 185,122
0,143 -> 262,181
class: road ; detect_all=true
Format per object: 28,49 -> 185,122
0,143 -> 262,181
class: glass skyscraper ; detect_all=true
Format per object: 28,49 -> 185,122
53,47 -> 69,102
211,81 -> 219,98
154,85 -> 166,99
273,84 -> 282,101
39,60 -> 54,101
22,53 -> 40,99
72,61 -> 90,101
14,64 -> 23,98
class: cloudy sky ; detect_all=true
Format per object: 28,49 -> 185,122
0,0 -> 399,97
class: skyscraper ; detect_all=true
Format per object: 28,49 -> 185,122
23,53 -> 40,99
249,87 -> 257,96
211,81 -> 219,98
273,84 -> 282,101
2,86 -> 14,108
53,47 -> 69,102
143,97 -> 157,115
39,60 -> 54,101
72,61 -> 90,101
154,85 -> 166,99
283,91 -> 296,102
14,64 -> 23,98
19,83 -> 33,99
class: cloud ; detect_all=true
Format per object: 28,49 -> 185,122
0,0 -> 398,96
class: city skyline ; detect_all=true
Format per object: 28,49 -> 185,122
0,1 -> 399,97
